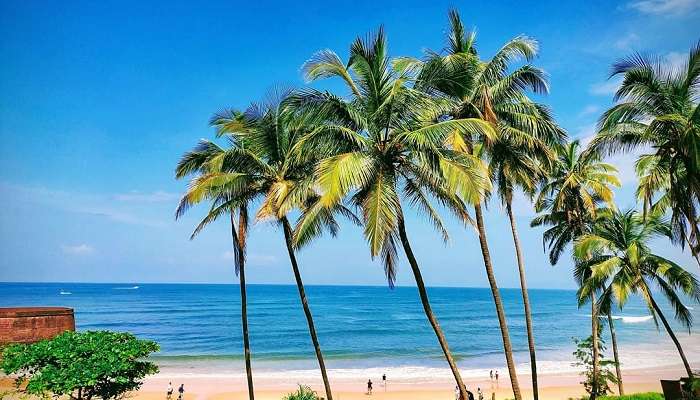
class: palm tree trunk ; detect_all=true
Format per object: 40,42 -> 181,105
506,200 -> 539,400
474,203 -> 522,400
281,217 -> 334,400
591,294 -> 599,400
230,212 -> 255,400
397,217 -> 468,398
648,291 -> 694,377
606,313 -> 623,395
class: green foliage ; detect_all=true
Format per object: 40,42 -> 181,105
571,335 -> 617,397
598,393 -> 663,400
283,385 -> 320,400
1,330 -> 159,400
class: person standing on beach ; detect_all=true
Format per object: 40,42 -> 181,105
367,379 -> 373,395
489,370 -> 493,380
382,373 -> 386,391
495,370 -> 499,383
478,387 -> 483,400
178,384 -> 184,400
167,382 -> 173,400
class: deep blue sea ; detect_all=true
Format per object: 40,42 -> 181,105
1,283 -> 698,379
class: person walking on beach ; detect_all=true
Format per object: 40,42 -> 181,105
166,382 -> 173,400
367,379 -> 373,395
478,387 -> 483,400
495,370 -> 499,383
177,384 -> 184,400
489,370 -> 493,380
382,373 -> 386,392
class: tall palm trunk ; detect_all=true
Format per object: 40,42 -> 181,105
648,290 -> 693,377
397,217 -> 468,398
591,294 -> 599,400
505,200 -> 539,400
474,203 -> 522,400
230,213 -> 255,400
606,313 -> 623,395
281,217 -> 333,400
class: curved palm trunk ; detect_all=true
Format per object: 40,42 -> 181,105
230,213 -> 255,400
606,313 -> 623,395
281,217 -> 333,400
591,294 -> 599,400
474,204 -> 522,400
648,292 -> 693,377
506,200 -> 539,400
397,218 -> 468,398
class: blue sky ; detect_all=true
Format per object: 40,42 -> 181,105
1,0 -> 698,289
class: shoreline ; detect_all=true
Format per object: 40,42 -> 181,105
135,364 -> 683,400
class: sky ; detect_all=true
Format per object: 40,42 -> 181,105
1,0 -> 699,289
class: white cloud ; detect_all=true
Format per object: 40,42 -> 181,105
578,105 -> 601,118
615,32 -> 640,50
61,244 -> 95,255
627,0 -> 700,15
114,191 -> 178,203
664,51 -> 687,73
0,183 -> 170,228
589,78 -> 622,96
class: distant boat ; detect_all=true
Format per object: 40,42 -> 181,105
114,285 -> 139,290
59,290 -> 72,295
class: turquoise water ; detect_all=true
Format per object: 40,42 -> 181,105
1,282 -> 697,376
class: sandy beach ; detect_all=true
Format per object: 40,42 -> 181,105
128,364 -> 684,400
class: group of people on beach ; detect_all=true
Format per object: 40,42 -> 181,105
454,386 -> 484,400
166,382 -> 184,400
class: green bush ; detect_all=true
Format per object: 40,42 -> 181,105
598,393 -> 663,400
283,385 -> 320,400
1,330 -> 159,400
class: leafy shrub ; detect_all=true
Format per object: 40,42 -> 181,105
599,393 -> 663,400
284,385 -> 320,400
1,330 -> 159,400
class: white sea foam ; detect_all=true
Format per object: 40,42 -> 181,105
610,315 -> 654,323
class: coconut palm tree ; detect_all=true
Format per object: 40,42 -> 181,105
398,10 -> 566,400
574,209 -> 700,377
531,141 -> 620,399
175,142 -> 255,400
573,238 -> 625,396
591,43 -> 700,269
175,90 -> 358,400
531,141 -> 620,264
292,27 -> 493,398
635,154 -> 700,269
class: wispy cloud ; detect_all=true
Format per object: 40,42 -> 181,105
114,191 -> 178,203
578,105 -> 601,118
0,183 -> 172,228
61,243 -> 95,255
614,32 -> 640,50
627,0 -> 700,15
589,78 -> 622,96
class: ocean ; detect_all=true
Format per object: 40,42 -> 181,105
1,282 -> 698,382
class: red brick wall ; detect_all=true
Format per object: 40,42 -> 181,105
0,307 -> 75,344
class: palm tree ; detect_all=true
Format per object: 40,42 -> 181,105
573,238 -> 625,396
400,11 -> 566,400
591,43 -> 700,269
175,142 -> 255,400
531,141 -> 620,399
574,209 -> 700,377
635,154 -> 700,269
293,27 -> 493,399
176,90 -> 357,400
